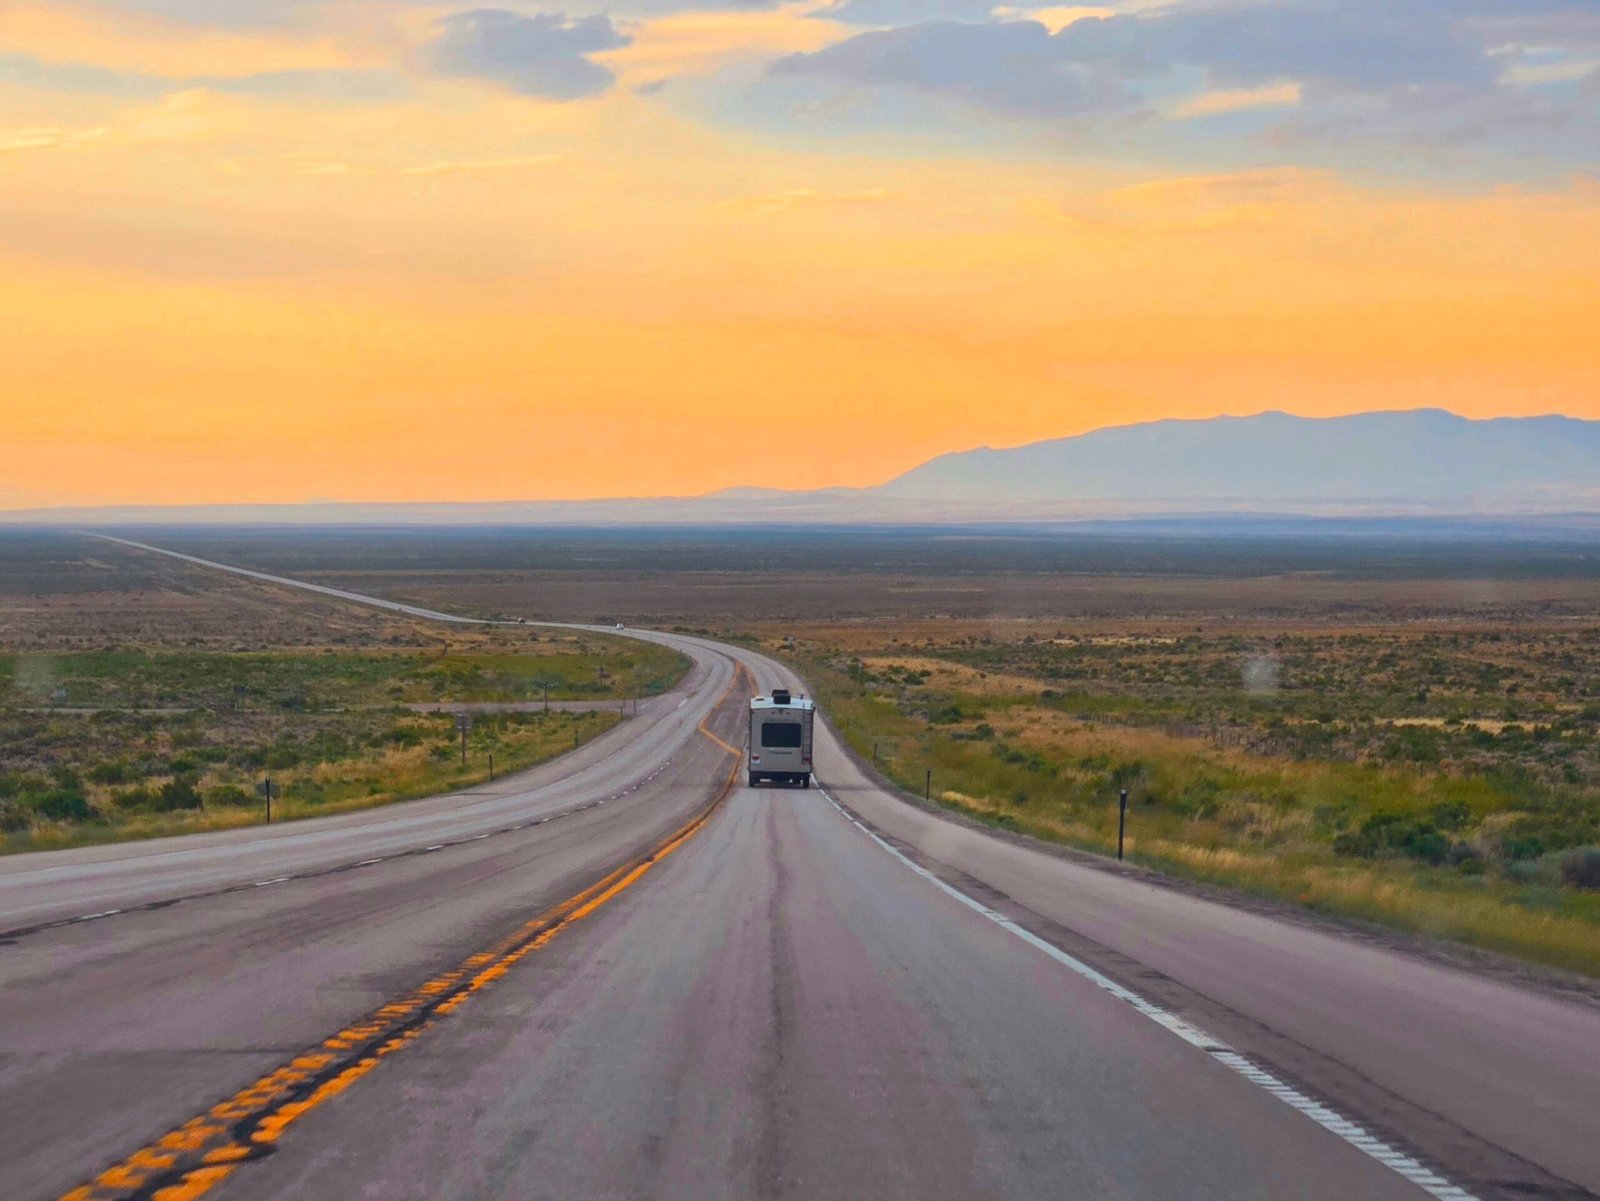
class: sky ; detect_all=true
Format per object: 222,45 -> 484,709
1,0 -> 1597,507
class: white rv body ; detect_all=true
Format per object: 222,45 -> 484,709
748,689 -> 815,788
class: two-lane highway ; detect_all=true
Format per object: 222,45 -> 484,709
3,539 -> 1597,1201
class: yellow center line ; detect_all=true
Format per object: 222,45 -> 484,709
698,664 -> 750,757
60,658 -> 753,1201
698,724 -> 742,756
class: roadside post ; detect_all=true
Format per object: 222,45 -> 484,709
456,712 -> 472,767
259,777 -> 276,824
488,751 -> 495,781
1118,789 -> 1128,861
925,769 -> 931,802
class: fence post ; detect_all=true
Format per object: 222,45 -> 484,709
1118,788 -> 1128,861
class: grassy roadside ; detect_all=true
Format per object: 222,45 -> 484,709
0,636 -> 688,852
785,639 -> 1600,979
1,709 -> 621,853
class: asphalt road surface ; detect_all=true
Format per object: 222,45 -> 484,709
3,539 -> 1597,1201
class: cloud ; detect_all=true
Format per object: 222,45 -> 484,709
1095,166 -> 1332,230
403,153 -> 564,175
1056,2 -> 1500,97
0,124 -> 108,152
770,20 -> 1128,118
426,10 -> 630,100
0,49 -> 407,102
1172,81 -> 1300,120
1470,10 -> 1600,56
812,0 -> 1116,29
716,185 -> 891,214
815,0 -> 1005,27
52,0 -> 319,29
766,1 -> 1600,166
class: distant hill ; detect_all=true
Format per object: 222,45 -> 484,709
878,410 -> 1600,513
7,409 -> 1600,525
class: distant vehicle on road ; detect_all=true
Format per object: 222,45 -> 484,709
615,622 -> 625,629
749,689 -> 814,788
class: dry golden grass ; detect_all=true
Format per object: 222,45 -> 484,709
867,656 -> 1044,696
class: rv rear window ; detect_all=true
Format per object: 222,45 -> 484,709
760,722 -> 803,748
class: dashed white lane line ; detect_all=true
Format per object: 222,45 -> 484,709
75,909 -> 121,921
356,858 -> 385,867
424,845 -> 445,852
252,877 -> 291,888
816,786 -> 1479,1201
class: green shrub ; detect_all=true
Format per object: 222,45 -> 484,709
264,744 -> 301,770
1503,860 -> 1546,886
205,785 -> 256,808
30,787 -> 93,823
155,776 -> 203,812
113,786 -> 156,811
1333,812 -> 1450,865
1560,847 -> 1600,891
89,760 -> 133,785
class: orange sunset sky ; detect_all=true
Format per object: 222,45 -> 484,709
1,1 -> 1597,508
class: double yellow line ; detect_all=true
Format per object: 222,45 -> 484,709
63,664 -> 750,1201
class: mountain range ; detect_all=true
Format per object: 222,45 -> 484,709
9,409 -> 1600,525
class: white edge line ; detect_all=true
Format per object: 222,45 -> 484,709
815,786 -> 1479,1201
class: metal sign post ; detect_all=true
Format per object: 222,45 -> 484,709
1118,789 -> 1128,860
455,712 -> 472,767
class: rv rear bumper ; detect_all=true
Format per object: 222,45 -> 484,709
748,771 -> 811,788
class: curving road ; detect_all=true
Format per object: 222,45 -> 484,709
2,539 -> 1597,1201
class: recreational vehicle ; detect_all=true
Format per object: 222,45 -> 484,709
748,689 -> 814,787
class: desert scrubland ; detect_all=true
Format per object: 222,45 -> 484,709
0,532 -> 686,850
5,524 -> 1599,975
